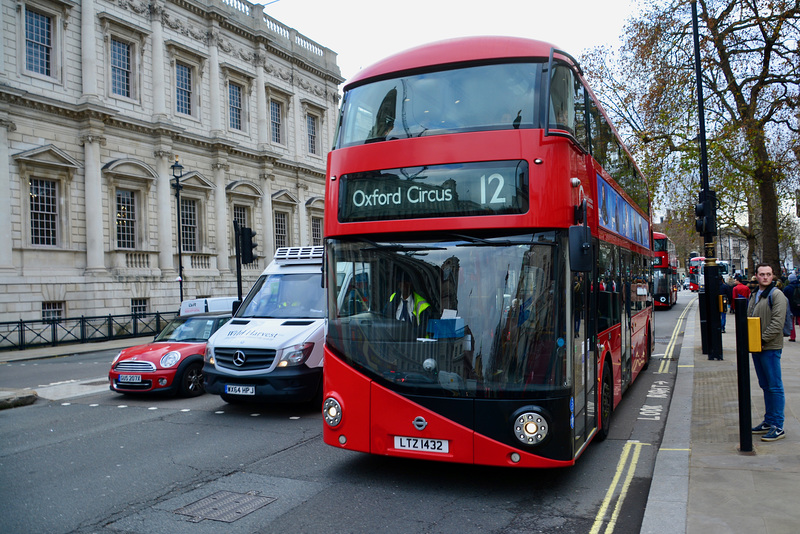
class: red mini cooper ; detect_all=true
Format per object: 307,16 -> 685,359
109,312 -> 231,397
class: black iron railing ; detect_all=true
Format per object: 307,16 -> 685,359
0,311 -> 179,352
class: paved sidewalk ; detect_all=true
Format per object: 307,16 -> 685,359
0,337 -> 147,408
643,306 -> 800,534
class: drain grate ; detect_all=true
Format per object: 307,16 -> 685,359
174,491 -> 276,523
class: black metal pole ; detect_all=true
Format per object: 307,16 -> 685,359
234,220 -> 243,302
734,296 -> 752,452
691,0 -> 722,360
174,175 -> 184,303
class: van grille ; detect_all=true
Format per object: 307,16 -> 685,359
215,347 -> 276,371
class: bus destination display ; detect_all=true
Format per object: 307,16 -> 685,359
338,160 -> 529,222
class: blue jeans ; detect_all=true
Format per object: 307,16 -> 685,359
720,312 -> 726,330
751,349 -> 785,428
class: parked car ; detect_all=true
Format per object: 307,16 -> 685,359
109,312 -> 231,397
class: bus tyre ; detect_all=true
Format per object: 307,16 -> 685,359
597,364 -> 613,442
642,332 -> 651,371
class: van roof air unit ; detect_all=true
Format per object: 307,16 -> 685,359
274,246 -> 324,264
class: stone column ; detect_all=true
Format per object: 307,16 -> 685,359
213,161 -> 230,273
0,118 -> 15,271
80,0 -> 98,102
155,150 -> 174,272
297,178 -> 308,246
209,25 -> 222,136
81,134 -> 106,272
255,45 -> 268,148
260,172 -> 275,261
151,2 -> 167,120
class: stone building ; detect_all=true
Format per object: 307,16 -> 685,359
0,0 -> 342,322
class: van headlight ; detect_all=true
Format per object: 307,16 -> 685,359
204,346 -> 215,365
278,342 -> 314,367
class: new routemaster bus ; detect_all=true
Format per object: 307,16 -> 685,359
322,37 -> 654,468
687,256 -> 704,291
653,232 -> 678,308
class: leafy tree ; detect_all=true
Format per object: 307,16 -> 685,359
582,0 -> 800,274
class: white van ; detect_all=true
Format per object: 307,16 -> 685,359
202,247 -> 325,404
179,297 -> 238,316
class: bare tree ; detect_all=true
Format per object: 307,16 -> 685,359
582,0 -> 800,274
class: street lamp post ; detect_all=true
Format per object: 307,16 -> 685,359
171,156 -> 185,303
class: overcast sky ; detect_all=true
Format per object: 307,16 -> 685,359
259,0 -> 640,83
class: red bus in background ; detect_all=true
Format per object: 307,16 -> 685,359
653,232 -> 678,308
687,256 -> 705,291
322,37 -> 654,468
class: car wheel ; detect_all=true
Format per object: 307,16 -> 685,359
178,362 -> 205,397
596,363 -> 613,442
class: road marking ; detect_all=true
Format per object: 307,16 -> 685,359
590,440 -> 650,534
33,376 -> 110,400
657,297 -> 697,374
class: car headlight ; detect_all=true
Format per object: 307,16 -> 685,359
160,351 -> 181,368
112,351 -> 122,366
278,342 -> 314,367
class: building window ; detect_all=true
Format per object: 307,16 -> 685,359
229,83 -> 243,130
131,298 -> 148,316
311,216 -> 323,246
110,37 -> 132,98
30,178 -> 58,246
25,8 -> 52,77
307,113 -> 318,155
270,99 -> 283,144
233,205 -> 248,228
274,211 -> 288,248
116,189 -> 136,249
176,62 -> 193,116
180,198 -> 198,252
42,301 -> 64,321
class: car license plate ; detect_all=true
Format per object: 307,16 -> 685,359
118,375 -> 141,383
393,436 -> 449,453
225,385 -> 255,395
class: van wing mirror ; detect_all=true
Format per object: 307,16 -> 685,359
569,225 -> 592,272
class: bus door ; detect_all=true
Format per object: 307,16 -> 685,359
571,267 -> 595,452
619,249 -> 633,389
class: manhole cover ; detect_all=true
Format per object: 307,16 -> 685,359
174,491 -> 276,523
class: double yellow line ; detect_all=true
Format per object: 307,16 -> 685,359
656,297 -> 697,374
590,440 -> 650,534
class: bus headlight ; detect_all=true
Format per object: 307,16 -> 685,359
513,411 -> 548,445
323,397 -> 342,427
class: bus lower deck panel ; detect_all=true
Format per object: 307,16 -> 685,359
323,350 -> 581,468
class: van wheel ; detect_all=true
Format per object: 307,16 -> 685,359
596,364 -> 613,442
178,362 -> 205,397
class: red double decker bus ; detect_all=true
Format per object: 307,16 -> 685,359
687,256 -> 705,291
322,37 -> 654,467
653,232 -> 678,308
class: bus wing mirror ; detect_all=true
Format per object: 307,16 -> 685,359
569,225 -> 592,272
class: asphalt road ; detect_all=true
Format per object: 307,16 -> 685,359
0,293 -> 692,534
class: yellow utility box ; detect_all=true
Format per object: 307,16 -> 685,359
748,317 -> 761,352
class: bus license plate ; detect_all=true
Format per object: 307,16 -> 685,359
118,375 -> 141,383
225,385 -> 255,395
394,436 -> 449,453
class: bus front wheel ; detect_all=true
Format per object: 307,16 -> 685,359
596,364 -> 613,442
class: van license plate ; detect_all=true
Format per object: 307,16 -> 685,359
393,436 -> 449,453
225,385 -> 255,395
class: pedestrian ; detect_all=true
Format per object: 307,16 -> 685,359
783,273 -> 800,342
731,274 -> 750,304
747,263 -> 788,441
719,277 -> 732,332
